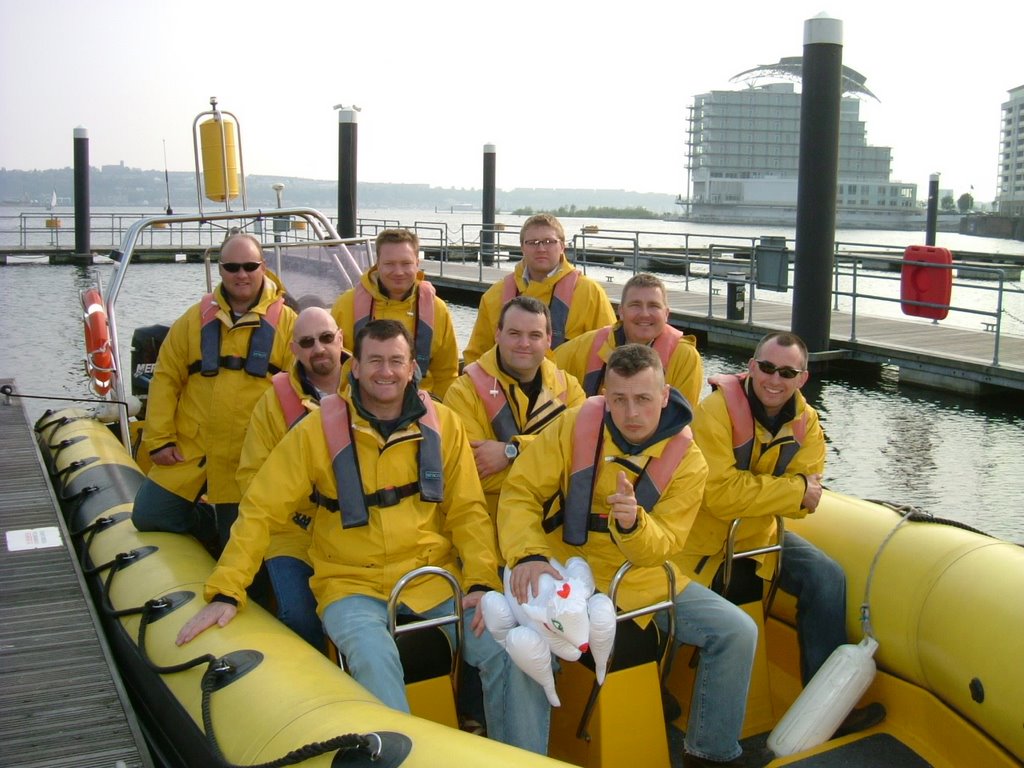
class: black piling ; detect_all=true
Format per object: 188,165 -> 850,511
925,173 -> 940,246
73,127 -> 90,257
792,14 -> 844,357
336,107 -> 358,239
481,143 -> 496,266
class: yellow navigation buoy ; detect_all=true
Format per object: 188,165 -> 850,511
199,116 -> 240,202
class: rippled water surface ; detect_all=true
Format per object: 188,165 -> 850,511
2,261 -> 1021,543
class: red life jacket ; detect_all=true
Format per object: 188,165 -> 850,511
548,396 -> 693,546
353,280 -> 436,378
501,268 -> 580,348
709,373 -> 807,475
191,292 -> 284,378
271,371 -> 308,429
464,361 -> 570,443
318,392 -> 444,529
582,324 -> 685,396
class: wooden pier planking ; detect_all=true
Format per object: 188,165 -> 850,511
0,380 -> 152,768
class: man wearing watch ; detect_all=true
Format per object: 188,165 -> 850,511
444,295 -> 585,520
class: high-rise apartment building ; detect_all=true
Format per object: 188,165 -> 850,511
684,62 -> 918,226
996,84 -> 1024,217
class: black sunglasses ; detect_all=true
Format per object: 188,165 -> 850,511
220,261 -> 263,273
754,359 -> 803,379
296,331 -> 338,349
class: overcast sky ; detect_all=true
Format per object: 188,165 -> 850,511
1,1 -> 1018,202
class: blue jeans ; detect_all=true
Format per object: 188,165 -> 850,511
265,556 -> 323,651
323,594 -> 550,755
778,531 -> 848,684
662,581 -> 758,763
131,478 -> 236,551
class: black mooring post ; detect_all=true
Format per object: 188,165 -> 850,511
925,173 -> 940,246
482,143 -> 497,266
792,13 -> 843,358
73,126 -> 90,257
336,107 -> 358,239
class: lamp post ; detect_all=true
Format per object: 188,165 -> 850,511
272,182 -> 285,243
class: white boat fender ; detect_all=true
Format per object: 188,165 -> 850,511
767,634 -> 879,756
91,396 -> 142,423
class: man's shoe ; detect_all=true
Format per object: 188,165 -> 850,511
833,702 -> 887,738
682,746 -> 774,768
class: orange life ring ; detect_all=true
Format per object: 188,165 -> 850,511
81,288 -> 115,396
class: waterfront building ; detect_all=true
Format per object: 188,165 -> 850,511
996,84 -> 1024,217
683,58 -> 919,228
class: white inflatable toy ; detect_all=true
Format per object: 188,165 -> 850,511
481,557 -> 617,706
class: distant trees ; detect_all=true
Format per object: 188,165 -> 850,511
512,205 -> 660,220
957,193 -> 974,213
940,194 -> 956,212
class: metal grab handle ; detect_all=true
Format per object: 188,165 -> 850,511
723,516 -> 785,616
578,561 -> 677,742
386,566 -> 465,695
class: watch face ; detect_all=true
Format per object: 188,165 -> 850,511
504,442 -> 518,459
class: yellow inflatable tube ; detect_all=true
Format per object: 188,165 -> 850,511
785,490 -> 1024,763
37,410 -> 568,768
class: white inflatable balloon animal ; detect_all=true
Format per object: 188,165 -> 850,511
481,557 -> 617,706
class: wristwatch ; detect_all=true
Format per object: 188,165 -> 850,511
504,441 -> 519,461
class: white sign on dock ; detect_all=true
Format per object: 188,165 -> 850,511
5,526 -> 64,551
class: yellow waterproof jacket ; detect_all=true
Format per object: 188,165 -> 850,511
236,364 -> 330,563
443,347 -> 585,517
142,273 -> 296,503
330,267 -> 459,398
462,258 -> 616,365
498,400 -> 708,621
676,376 -> 825,584
206,391 -> 502,614
554,322 -> 705,407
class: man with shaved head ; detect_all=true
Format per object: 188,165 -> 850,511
235,306 -> 348,648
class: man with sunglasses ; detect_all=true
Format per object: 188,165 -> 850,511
462,213 -> 615,366
331,228 -> 459,398
235,307 -> 348,650
678,332 -> 882,746
133,232 -> 297,556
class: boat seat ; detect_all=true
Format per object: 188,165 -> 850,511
549,561 -> 675,768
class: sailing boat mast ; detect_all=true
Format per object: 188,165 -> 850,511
163,139 -> 173,215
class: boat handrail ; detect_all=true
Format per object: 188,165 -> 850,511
723,515 -> 785,616
101,207 -> 368,450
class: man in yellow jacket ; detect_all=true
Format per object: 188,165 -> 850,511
133,233 -> 296,551
462,213 -> 615,365
331,228 -> 459,398
676,332 -> 882,738
177,319 -> 550,755
444,295 -> 585,519
554,272 -> 704,407
235,306 -> 348,649
499,344 -> 761,768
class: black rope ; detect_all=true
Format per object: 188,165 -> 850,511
1,383 -> 129,408
868,500 -> 993,538
200,665 -> 372,768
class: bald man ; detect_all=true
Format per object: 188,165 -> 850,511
235,307 -> 349,648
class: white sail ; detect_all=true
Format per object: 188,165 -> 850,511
48,189 -> 57,210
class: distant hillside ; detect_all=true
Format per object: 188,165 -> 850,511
0,166 -> 678,214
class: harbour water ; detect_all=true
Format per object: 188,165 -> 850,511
1,209 -> 1022,543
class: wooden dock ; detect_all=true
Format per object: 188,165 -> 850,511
422,260 -> 1024,396
0,380 -> 152,768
